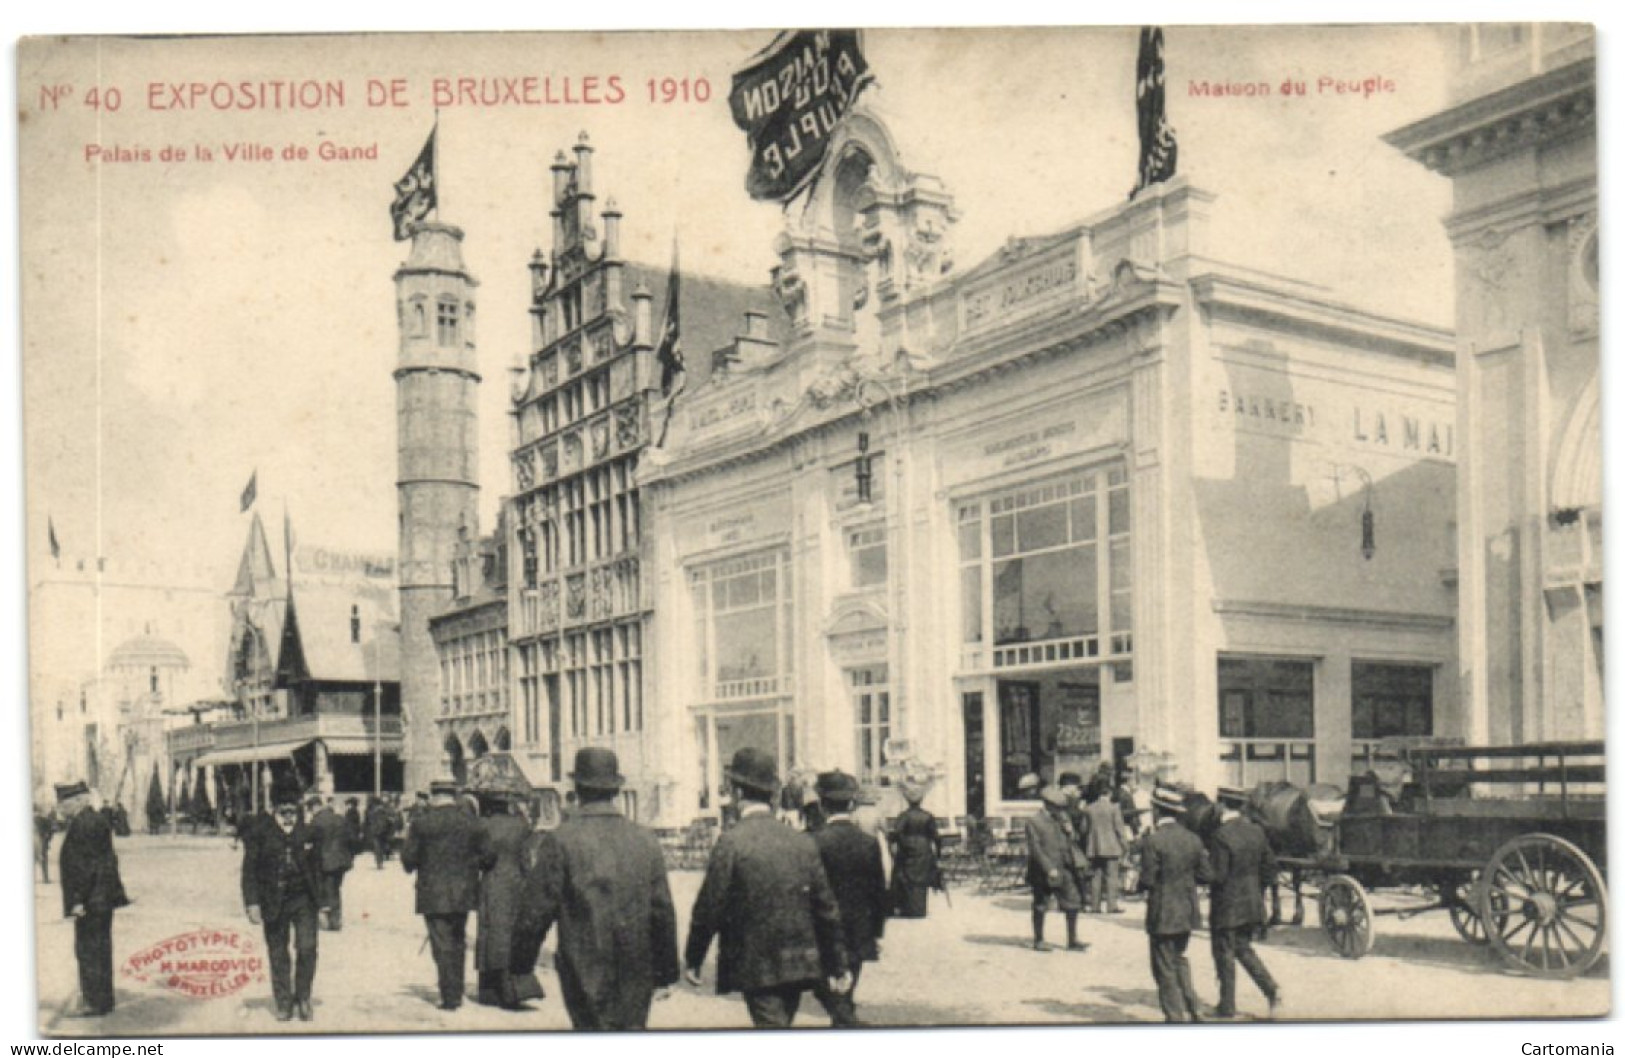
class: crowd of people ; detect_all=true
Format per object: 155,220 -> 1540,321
43,751 -> 1283,1028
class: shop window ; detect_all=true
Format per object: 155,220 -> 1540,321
958,468 -> 1129,662
1350,662 -> 1433,774
999,681 -> 1041,800
690,551 -> 793,700
849,665 -> 890,784
847,525 -> 888,589
1218,656 -> 1315,787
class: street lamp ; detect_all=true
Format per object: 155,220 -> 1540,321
850,370 -> 909,751
1330,464 -> 1377,561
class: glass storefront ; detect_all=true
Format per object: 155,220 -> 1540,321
958,467 -> 1131,669
1218,655 -> 1315,786
996,668 -> 1102,800
689,549 -> 796,809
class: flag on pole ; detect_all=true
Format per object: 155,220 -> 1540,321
48,516 -> 60,563
729,30 -> 874,203
1130,27 -> 1178,199
654,242 -> 685,449
656,243 -> 684,397
390,126 -> 438,240
240,470 -> 258,513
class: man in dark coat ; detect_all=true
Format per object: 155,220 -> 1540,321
527,748 -> 680,1029
1208,805 -> 1282,1019
474,792 -> 532,1009
343,798 -> 364,853
809,770 -> 888,1027
1138,792 -> 1213,1022
242,777 -> 327,1022
307,795 -> 354,931
1056,772 -> 1091,909
56,782 -> 129,1017
1024,787 -> 1084,951
683,747 -> 850,1028
402,780 -> 495,1011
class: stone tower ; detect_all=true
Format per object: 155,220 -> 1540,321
394,222 -> 481,792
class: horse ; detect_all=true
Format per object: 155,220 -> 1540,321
1217,780 -> 1339,927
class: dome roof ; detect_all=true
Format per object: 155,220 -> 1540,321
107,633 -> 190,671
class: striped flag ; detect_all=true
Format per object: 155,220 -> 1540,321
1131,27 -> 1179,198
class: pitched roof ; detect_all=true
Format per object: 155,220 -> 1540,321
623,262 -> 789,389
231,513 -> 280,597
278,582 -> 400,685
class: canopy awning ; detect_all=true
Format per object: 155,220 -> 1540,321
192,740 -> 312,768
321,736 -> 401,758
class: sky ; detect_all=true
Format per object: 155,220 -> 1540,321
19,24 -> 1462,586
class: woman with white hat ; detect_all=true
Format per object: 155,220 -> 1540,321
887,781 -> 941,918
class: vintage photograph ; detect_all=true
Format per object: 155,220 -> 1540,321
17,21 -> 1606,1038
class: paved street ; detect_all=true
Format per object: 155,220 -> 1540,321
33,833 -> 1608,1036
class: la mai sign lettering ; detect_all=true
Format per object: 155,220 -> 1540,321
1218,388 -> 1453,457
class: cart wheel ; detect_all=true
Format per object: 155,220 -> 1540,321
1320,874 -> 1374,959
1479,833 -> 1609,979
1448,877 -> 1493,945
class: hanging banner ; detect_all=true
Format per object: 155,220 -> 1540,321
729,29 -> 874,203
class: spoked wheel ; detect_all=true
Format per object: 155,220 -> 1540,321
1320,874 -> 1375,959
1448,876 -> 1493,945
1479,834 -> 1609,979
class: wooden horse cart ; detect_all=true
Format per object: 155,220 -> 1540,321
1225,740 -> 1607,979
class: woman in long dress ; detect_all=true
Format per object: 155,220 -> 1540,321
888,783 -> 941,918
475,793 -> 532,1008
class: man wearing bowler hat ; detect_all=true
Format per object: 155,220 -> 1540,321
403,779 -> 495,1011
683,747 -> 850,1027
56,780 -> 129,1017
1024,786 -> 1085,952
808,770 -> 888,1027
526,747 -> 679,1029
241,775 -> 327,1021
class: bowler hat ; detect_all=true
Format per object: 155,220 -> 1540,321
1017,772 -> 1041,791
1057,772 -> 1084,788
569,747 -> 625,792
815,770 -> 859,802
724,747 -> 779,796
271,775 -> 303,807
54,781 -> 89,804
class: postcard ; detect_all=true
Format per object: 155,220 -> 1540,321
19,24 -> 1606,1038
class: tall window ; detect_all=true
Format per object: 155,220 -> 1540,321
436,300 -> 460,346
847,525 -> 888,589
519,644 -> 539,744
619,624 -> 643,733
690,550 -> 794,700
850,665 -> 890,784
958,468 -> 1129,665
